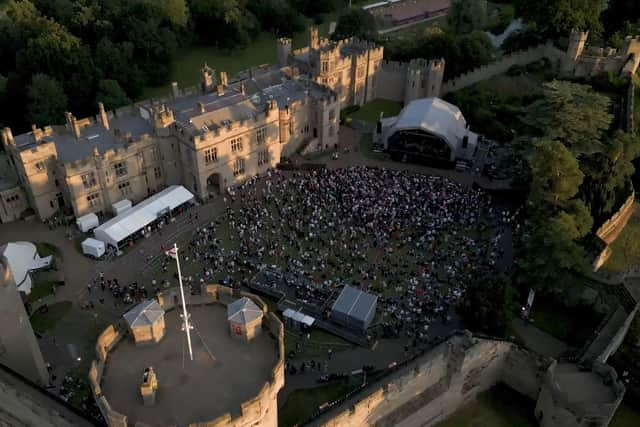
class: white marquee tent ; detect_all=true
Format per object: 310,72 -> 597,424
93,185 -> 194,248
0,242 -> 52,294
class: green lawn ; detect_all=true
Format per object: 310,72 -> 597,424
30,301 -> 72,335
529,299 -> 603,347
604,203 -> 640,273
141,17 -> 337,100
611,402 -> 640,427
35,242 -> 62,259
435,383 -> 536,427
28,280 -> 64,303
279,381 -> 357,427
285,327 -> 353,359
348,99 -> 403,124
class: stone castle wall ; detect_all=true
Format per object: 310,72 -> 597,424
90,285 -> 285,427
313,334 -> 551,427
441,42 -> 565,95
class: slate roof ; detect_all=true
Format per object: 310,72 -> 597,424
227,297 -> 263,325
123,300 -> 164,328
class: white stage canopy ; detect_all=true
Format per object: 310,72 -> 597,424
94,185 -> 194,248
0,242 -> 52,294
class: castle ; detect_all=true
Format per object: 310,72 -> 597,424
2,25 -> 638,224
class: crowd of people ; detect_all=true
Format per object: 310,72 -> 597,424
179,166 -> 510,343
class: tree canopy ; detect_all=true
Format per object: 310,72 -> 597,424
27,74 -> 68,127
447,0 -> 488,34
516,0 -> 605,36
331,8 -> 378,41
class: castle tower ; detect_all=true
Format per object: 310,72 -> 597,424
201,64 -> 215,93
565,29 -> 589,72
309,26 -> 319,51
404,60 -> 424,105
277,38 -> 292,67
426,59 -> 445,98
0,254 -> 49,386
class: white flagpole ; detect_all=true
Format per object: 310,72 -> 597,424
174,243 -> 194,361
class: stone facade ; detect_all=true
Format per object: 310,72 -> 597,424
1,62 -> 340,221
565,29 -> 640,78
313,333 -> 623,427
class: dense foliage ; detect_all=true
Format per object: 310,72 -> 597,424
515,0 -> 605,37
0,0 -> 346,132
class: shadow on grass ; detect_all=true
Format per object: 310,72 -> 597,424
30,301 -> 72,335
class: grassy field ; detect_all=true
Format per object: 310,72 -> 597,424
435,383 -> 536,427
30,301 -> 72,335
348,99 -> 403,123
529,299 -> 603,347
36,242 -> 62,259
611,402 -> 640,427
141,18 -> 336,100
279,381 -> 358,427
28,280 -> 64,303
604,203 -> 640,273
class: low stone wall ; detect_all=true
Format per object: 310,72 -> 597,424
596,192 -> 635,246
441,42 -> 565,95
90,284 -> 285,427
626,80 -> 635,134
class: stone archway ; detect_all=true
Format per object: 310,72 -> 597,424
206,173 -> 221,197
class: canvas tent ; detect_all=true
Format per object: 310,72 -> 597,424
81,238 -> 105,258
330,286 -> 377,332
112,199 -> 132,215
0,242 -> 52,295
76,213 -> 99,233
123,299 -> 166,346
227,297 -> 263,341
282,308 -> 315,330
94,185 -> 194,248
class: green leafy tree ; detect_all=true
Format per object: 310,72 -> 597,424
516,0 -> 605,37
459,274 -> 513,336
27,74 -> 67,127
331,8 -> 378,41
448,0 -> 488,34
602,0 -> 640,37
523,81 -> 613,156
189,0 -> 259,48
528,139 -> 584,207
96,79 -> 131,111
155,0 -> 188,27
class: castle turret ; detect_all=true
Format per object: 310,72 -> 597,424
1,127 -> 14,146
309,26 -> 319,50
277,38 -> 292,67
98,102 -> 110,130
31,125 -> 43,143
565,29 -> 589,72
426,59 -> 445,98
219,71 -> 228,87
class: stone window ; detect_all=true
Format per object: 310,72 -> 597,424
357,67 -> 365,79
81,172 -> 97,189
113,162 -> 127,177
154,167 -> 162,179
118,181 -> 132,196
322,61 -> 329,73
5,194 -> 20,207
204,147 -> 218,164
34,161 -> 45,172
231,137 -> 243,153
87,192 -> 101,207
256,127 -> 266,145
329,110 -> 336,121
233,158 -> 245,177
258,150 -> 268,166
150,147 -> 158,161
329,125 -> 335,137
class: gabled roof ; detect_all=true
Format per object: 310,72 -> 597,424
331,286 -> 378,322
123,300 -> 164,328
227,297 -> 263,325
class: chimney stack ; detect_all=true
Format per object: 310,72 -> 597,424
216,84 -> 224,96
93,146 -> 100,157
171,81 -> 179,98
240,82 -> 245,96
98,102 -> 109,130
1,127 -> 14,146
31,124 -> 44,142
219,71 -> 228,87
65,112 -> 81,139
197,102 -> 206,114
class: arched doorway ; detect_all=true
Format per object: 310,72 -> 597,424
206,173 -> 221,197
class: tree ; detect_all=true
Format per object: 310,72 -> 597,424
248,0 -> 305,36
331,8 -> 378,41
459,274 -> 513,336
448,0 -> 488,34
189,0 -> 259,48
528,139 -> 584,207
27,74 -> 67,127
155,0 -> 189,27
602,0 -> 640,37
516,0 -> 605,37
523,81 -> 613,156
96,79 -> 131,111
